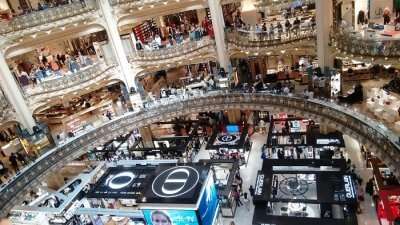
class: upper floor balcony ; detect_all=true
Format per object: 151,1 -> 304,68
0,0 -> 97,36
23,62 -> 119,108
129,38 -> 216,67
227,25 -> 316,51
331,25 -> 400,62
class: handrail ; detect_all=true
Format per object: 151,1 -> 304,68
25,63 -> 115,96
129,39 -> 215,61
0,0 -> 96,34
226,27 -> 316,48
1,90 -> 400,216
331,26 -> 400,57
109,0 -> 163,6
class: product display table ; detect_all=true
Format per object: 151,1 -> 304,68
366,88 -> 400,123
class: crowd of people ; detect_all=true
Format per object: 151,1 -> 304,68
13,50 -> 95,88
0,151 -> 31,185
1,0 -> 87,21
135,16 -> 214,51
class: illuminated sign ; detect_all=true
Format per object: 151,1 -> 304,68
343,175 -> 355,199
105,172 -> 136,190
152,166 -> 199,198
255,174 -> 264,196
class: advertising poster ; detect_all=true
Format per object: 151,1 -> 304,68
198,176 -> 219,225
143,210 -> 199,225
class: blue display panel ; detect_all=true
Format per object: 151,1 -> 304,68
226,125 -> 239,134
143,209 -> 199,225
198,176 -> 219,225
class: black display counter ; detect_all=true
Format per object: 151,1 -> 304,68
252,160 -> 358,225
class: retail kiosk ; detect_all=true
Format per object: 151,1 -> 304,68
10,161 -> 221,225
252,160 -> 358,225
265,116 -> 345,160
206,124 -> 249,165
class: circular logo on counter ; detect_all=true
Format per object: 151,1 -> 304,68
105,172 -> 136,190
152,166 -> 199,198
218,135 -> 237,143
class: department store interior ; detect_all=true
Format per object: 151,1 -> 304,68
1,0 -> 400,225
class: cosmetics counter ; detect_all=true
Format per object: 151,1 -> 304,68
252,160 -> 358,225
206,124 -> 249,165
9,161 -> 222,225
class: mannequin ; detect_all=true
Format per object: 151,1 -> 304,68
394,0 -> 400,17
383,7 -> 391,24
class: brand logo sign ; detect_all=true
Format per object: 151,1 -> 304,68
105,171 -> 136,190
343,175 -> 355,199
255,174 -> 264,196
152,166 -> 199,198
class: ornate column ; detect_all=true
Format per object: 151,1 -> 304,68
208,0 -> 230,72
0,50 -> 36,133
316,0 -> 334,72
98,0 -> 136,90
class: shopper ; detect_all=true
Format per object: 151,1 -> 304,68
365,178 -> 374,196
9,153 -> 19,172
234,189 -> 242,207
16,152 -> 27,165
249,185 -> 255,197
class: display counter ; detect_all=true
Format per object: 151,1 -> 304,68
366,88 -> 400,124
252,160 -> 357,225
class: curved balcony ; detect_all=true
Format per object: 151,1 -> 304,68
1,91 -> 400,215
226,27 -> 316,51
26,63 -> 119,107
331,27 -> 400,60
129,39 -> 216,68
0,0 -> 97,35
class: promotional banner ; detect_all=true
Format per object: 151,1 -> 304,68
86,166 -> 155,199
145,165 -> 209,204
198,176 -> 219,225
143,209 -> 199,225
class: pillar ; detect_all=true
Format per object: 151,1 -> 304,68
99,0 -> 136,90
208,0 -> 230,72
139,126 -> 154,148
316,0 -> 334,73
0,51 -> 35,133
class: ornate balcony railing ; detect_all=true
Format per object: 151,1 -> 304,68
0,0 -> 96,35
27,63 -> 114,95
226,27 -> 316,48
109,0 -> 163,6
1,91 -> 400,216
129,39 -> 216,62
331,27 -> 400,58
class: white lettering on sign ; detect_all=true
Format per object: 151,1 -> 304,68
152,166 -> 199,198
343,175 -> 355,199
255,174 -> 264,196
105,172 -> 136,190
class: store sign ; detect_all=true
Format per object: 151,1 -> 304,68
255,174 -> 265,196
152,166 -> 199,198
105,172 -> 136,189
343,175 -> 356,199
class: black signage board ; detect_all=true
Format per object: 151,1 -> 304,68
86,165 -> 156,200
143,165 -> 210,204
253,171 -> 271,204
